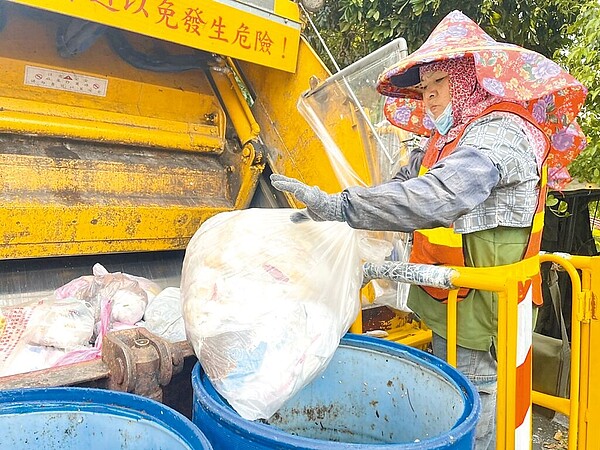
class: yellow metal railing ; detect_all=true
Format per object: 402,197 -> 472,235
449,257 -> 540,450
441,253 -> 598,450
361,252 -> 600,449
564,255 -> 599,450
531,254 -> 583,449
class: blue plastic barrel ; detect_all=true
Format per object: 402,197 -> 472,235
0,387 -> 212,449
192,333 -> 480,449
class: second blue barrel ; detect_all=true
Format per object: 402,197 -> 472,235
0,387 -> 212,449
192,333 -> 480,449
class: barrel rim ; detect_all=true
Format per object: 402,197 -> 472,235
0,386 -> 212,449
192,332 -> 482,449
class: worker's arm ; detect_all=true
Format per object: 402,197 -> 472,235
270,146 -> 499,228
341,145 -> 500,232
342,114 -> 540,232
270,114 -> 537,232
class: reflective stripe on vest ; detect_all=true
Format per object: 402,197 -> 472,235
409,102 -> 550,303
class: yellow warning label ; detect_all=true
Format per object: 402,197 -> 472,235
9,0 -> 302,73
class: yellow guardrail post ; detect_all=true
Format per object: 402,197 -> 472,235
495,287 -> 509,450
452,258 -> 538,450
568,254 -> 599,450
446,289 -> 459,368
530,253 -> 584,450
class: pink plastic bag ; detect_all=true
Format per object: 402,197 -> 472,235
55,263 -> 159,325
51,297 -> 113,367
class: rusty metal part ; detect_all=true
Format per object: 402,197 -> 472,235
102,328 -> 194,401
0,328 -> 195,400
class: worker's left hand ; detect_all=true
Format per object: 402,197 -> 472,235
270,174 -> 344,223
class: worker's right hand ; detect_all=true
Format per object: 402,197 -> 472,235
270,174 -> 344,223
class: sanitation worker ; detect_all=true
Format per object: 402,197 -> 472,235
270,10 -> 586,450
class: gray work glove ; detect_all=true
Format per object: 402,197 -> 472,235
270,174 -> 344,223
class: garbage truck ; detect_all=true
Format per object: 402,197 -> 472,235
0,0 -> 414,302
0,1 -> 598,449
0,0 -> 425,397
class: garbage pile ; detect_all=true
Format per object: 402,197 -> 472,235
0,264 -> 185,377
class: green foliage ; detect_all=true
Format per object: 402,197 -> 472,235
304,0 -> 579,69
546,193 -> 570,217
557,0 -> 600,185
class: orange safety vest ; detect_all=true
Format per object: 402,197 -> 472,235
409,102 -> 550,303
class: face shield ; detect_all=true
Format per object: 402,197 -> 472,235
297,38 -> 417,188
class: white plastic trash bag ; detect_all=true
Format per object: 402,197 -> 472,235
24,299 -> 96,349
143,287 -> 186,343
181,208 -> 366,420
55,263 -> 159,326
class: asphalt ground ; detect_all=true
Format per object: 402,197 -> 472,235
532,410 -> 569,449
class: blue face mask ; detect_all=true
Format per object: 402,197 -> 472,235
428,103 -> 454,135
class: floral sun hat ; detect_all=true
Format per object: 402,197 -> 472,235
376,10 -> 588,189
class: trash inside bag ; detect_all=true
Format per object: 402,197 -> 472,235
143,287 -> 186,343
0,264 -> 159,377
56,263 -> 160,325
24,299 -> 95,349
181,208 -> 366,420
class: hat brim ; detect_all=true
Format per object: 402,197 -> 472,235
389,64 -> 421,88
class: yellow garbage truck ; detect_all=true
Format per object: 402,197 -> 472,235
0,0 -> 422,392
0,0 -> 421,334
0,0 -> 323,260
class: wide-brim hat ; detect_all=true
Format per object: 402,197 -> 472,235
376,10 -> 588,189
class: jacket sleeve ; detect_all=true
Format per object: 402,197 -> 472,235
341,145 -> 501,232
